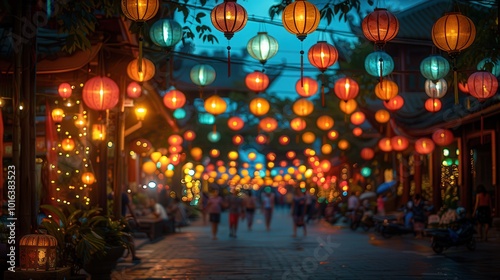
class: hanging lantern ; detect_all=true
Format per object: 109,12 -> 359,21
350,111 -> 365,126
327,130 -> 339,140
163,89 -> 186,110
292,98 -> 314,117
337,139 -> 349,150
127,81 -> 142,98
247,32 -> 279,66
256,134 -> 268,144
415,138 -> 435,155
92,124 -> 106,141
295,77 -> 319,97
208,131 -> 221,142
211,0 -> 248,76
432,129 -> 454,146
431,12 -> 476,58
290,117 -> 307,131
74,114 -> 87,128
259,117 -> 278,133
190,64 -> 216,97
149,18 -> 183,48
360,147 -> 375,160
150,151 -> 162,163
361,8 -> 399,47
477,58 -> 500,77
190,147 -> 203,161
316,115 -> 334,131
384,95 -> 404,111
375,109 -> 390,123
168,145 -> 182,154
58,83 -> 72,98
420,55 -> 450,81
339,99 -> 357,115
425,78 -> 448,98
467,71 -> 499,101
375,78 -> 399,101
334,77 -> 359,101
183,130 -> 196,141
302,132 -> 316,144
245,71 -> 270,93
121,0 -> 159,22
249,97 -> 270,116
321,143 -> 333,155
425,98 -> 442,112
308,41 -> 338,72
352,127 -> 363,137
232,134 -> 244,145
61,138 -> 75,152
205,95 -> 227,116
378,137 -> 392,152
365,50 -> 394,79
391,136 -> 409,152
168,134 -> 183,146
127,57 -> 155,82
81,172 -> 96,185
19,233 -> 57,271
51,108 -> 64,123
279,135 -> 290,145
227,116 -> 245,131
82,76 -> 119,111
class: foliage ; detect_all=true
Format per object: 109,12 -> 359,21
40,204 -> 132,275
269,0 -> 367,23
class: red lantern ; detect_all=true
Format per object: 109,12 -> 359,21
308,41 -> 338,72
163,89 -> 186,110
350,111 -> 365,126
352,127 -> 363,136
432,129 -> 454,146
334,77 -> 359,101
127,82 -> 142,98
290,117 -> 307,132
227,116 -> 245,131
279,135 -> 290,145
183,130 -> 196,141
415,138 -> 435,155
391,136 -> 409,152
256,134 -> 268,144
232,134 -> 244,145
378,137 -> 392,152
467,71 -> 498,101
384,95 -> 404,111
295,77 -> 319,97
245,71 -> 269,93
58,83 -> 72,98
425,98 -> 442,113
375,109 -> 390,123
259,117 -> 278,133
362,8 -> 399,47
360,147 -> 374,160
82,76 -> 119,111
458,82 -> 469,93
168,134 -> 183,146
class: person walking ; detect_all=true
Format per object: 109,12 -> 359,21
411,194 -> 426,238
291,188 -> 307,237
243,190 -> 257,231
261,187 -> 275,231
227,189 -> 245,237
377,194 -> 386,216
473,184 -> 492,241
206,189 -> 224,240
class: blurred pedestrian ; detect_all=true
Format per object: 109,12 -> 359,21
244,191 -> 257,231
227,189 -> 245,237
261,187 -> 275,231
206,189 -> 224,240
474,184 -> 492,241
291,188 -> 307,237
412,194 -> 426,238
377,194 -> 386,216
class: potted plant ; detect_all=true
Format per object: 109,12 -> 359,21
40,204 -> 132,279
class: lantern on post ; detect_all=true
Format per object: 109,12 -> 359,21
245,71 -> 270,94
210,0 -> 248,76
308,41 -> 338,106
282,0 -> 320,84
361,8 -> 399,48
19,233 -> 57,271
190,64 -> 216,98
82,76 -> 119,111
247,32 -> 279,68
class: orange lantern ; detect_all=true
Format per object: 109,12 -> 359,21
432,129 -> 454,146
350,111 -> 365,126
61,138 -> 75,152
191,147 -> 203,161
292,98 -> 314,117
205,95 -> 227,116
378,137 -> 392,152
290,117 -> 307,131
352,127 -> 363,136
127,82 -> 142,98
286,151 -> 296,160
249,97 -> 270,116
319,159 -> 331,173
121,0 -> 159,22
391,136 -> 409,152
232,134 -> 244,145
279,135 -> 290,145
425,98 -> 442,113
321,144 -> 332,155
334,77 -> 359,101
150,151 -> 162,163
51,108 -> 64,123
168,134 -> 183,146
58,83 -> 72,98
267,152 -> 276,161
415,138 -> 435,155
183,130 -> 196,141
227,116 -> 245,131
210,149 -> 220,158
375,78 -> 399,101
362,8 -> 399,47
384,95 -> 404,111
339,99 -> 357,114
327,130 -> 339,140
259,117 -> 278,132
302,132 -> 316,144
431,12 -> 476,58
316,115 -> 334,131
245,71 -> 269,93
127,57 -> 156,82
360,147 -> 375,160
256,134 -> 268,144
375,109 -> 390,123
168,145 -> 182,154
81,172 -> 96,185
163,89 -> 186,110
337,139 -> 349,150
467,71 -> 499,101
82,76 -> 119,111
295,77 -> 319,97
282,0 -> 320,41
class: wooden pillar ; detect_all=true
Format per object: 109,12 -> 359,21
460,130 -> 471,211
414,153 -> 422,195
431,146 -> 442,210
401,154 -> 410,205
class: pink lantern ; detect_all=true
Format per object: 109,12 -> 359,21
58,83 -> 72,98
467,71 -> 498,101
432,129 -> 454,146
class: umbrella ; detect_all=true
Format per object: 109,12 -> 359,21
359,191 -> 377,200
377,180 -> 397,194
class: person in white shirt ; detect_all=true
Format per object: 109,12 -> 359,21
347,191 -> 360,222
150,197 -> 169,233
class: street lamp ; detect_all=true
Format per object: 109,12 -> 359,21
135,105 -> 147,121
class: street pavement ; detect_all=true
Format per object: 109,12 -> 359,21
110,207 -> 500,280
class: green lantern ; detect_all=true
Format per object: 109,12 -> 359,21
420,55 -> 450,81
246,32 -> 279,66
364,50 -> 394,78
190,64 -> 216,87
208,131 -> 221,143
149,19 -> 183,48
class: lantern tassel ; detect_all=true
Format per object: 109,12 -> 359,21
227,45 -> 231,77
321,84 -> 325,107
300,50 -> 304,87
213,124 -> 217,134
199,87 -> 204,99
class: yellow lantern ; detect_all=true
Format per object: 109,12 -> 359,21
375,78 -> 399,101
321,144 -> 333,155
292,98 -> 314,117
142,161 -> 157,175
375,109 -> 390,123
81,172 -> 96,185
339,99 -> 357,115
228,151 -> 239,161
51,108 -> 64,123
150,151 -> 162,163
92,124 -> 106,141
327,130 -> 339,140
191,147 -> 203,161
282,0 -> 320,41
316,115 -> 334,131
61,138 -> 75,152
431,12 -> 476,58
127,57 -> 156,82
249,97 -> 270,116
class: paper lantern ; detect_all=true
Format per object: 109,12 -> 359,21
425,98 -> 442,112
190,64 -> 216,88
321,144 -> 332,155
432,129 -> 454,146
327,130 -> 339,140
365,50 -> 394,78
259,117 -> 278,133
375,78 -> 399,101
191,147 -> 203,161
415,138 -> 435,155
82,76 -> 119,111
361,8 -> 399,46
308,41 -> 338,72
302,132 -> 316,144
339,99 -> 357,114
168,134 -> 183,146
127,57 -> 155,82
282,0 -> 320,41
163,89 -> 186,110
127,82 -> 142,98
227,116 -> 245,131
61,138 -> 75,152
150,151 -> 162,163
210,149 -> 220,158
204,95 -> 227,116
477,58 -> 500,77
183,130 -> 196,141
256,134 -> 268,144
51,108 -> 64,123
295,77 -> 318,97
121,0 -> 159,22
149,18 -> 183,48
350,111 -> 365,126
208,131 -> 221,143
352,127 -> 363,137
431,12 -> 476,57
425,78 -> 448,98
81,172 -> 96,184
292,98 -> 314,117
58,83 -> 72,98
384,95 -> 404,111
375,109 -> 390,123
247,32 -> 279,65
360,147 -> 375,160
19,233 -> 57,271
246,71 -> 270,93
337,139 -> 349,150
232,134 -> 244,145
467,71 -> 499,101
279,135 -> 290,145
249,97 -> 270,116
334,77 -> 359,101
378,137 -> 392,152
168,145 -> 182,154
316,115 -> 334,131
391,136 -> 409,152
290,117 -> 307,131
420,55 -> 450,81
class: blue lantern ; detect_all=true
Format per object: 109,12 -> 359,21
477,58 -> 500,77
149,19 -> 183,48
420,55 -> 450,81
360,167 -> 372,177
364,50 -> 394,78
207,131 -> 221,143
198,113 -> 215,125
173,108 -> 186,119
